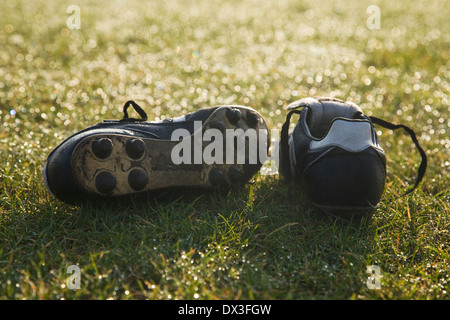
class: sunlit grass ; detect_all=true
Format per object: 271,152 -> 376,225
0,0 -> 448,299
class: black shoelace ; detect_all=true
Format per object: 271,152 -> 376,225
280,109 -> 427,196
369,116 -> 427,195
120,100 -> 148,122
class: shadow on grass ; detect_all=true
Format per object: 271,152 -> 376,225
1,174 -> 379,299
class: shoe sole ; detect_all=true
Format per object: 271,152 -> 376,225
70,106 -> 269,198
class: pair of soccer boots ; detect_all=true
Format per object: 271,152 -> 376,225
43,97 -> 427,213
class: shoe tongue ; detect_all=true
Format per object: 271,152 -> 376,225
308,98 -> 363,136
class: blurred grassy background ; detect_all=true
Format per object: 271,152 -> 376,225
0,0 -> 449,299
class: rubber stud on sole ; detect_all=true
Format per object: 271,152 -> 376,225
95,171 -> 117,194
226,108 -> 241,124
128,168 -> 148,191
209,168 -> 228,186
92,138 -> 113,159
246,112 -> 259,128
228,166 -> 243,183
125,139 -> 145,159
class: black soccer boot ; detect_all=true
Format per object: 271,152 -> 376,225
279,97 -> 427,214
44,101 -> 270,204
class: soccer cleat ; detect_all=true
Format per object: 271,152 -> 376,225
279,97 -> 427,213
43,101 -> 270,204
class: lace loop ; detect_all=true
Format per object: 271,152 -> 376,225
120,100 -> 148,122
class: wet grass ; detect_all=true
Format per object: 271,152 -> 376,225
0,0 -> 449,299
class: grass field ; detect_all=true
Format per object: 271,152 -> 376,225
0,0 -> 449,300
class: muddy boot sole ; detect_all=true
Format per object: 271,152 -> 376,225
70,106 -> 269,198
